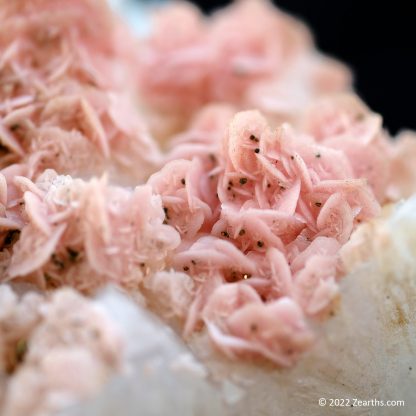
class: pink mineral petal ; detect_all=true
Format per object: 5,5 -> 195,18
7,224 -> 66,279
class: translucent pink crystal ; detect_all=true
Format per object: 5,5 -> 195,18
0,0 -> 415,379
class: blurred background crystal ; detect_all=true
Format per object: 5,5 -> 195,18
109,0 -> 166,35
112,0 -> 416,134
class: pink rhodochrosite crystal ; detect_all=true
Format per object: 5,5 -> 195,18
149,107 -> 386,364
1,0 -> 416,414
138,0 -> 351,138
0,0 -> 161,184
1,169 -> 179,292
0,284 -> 124,416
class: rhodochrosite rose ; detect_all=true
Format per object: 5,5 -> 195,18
0,0 -> 415,415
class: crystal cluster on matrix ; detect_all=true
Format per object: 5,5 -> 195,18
1,2 -> 416,413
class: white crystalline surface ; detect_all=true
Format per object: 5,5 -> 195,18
61,289 -> 226,416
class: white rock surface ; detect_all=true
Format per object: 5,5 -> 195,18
61,288 -> 226,416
